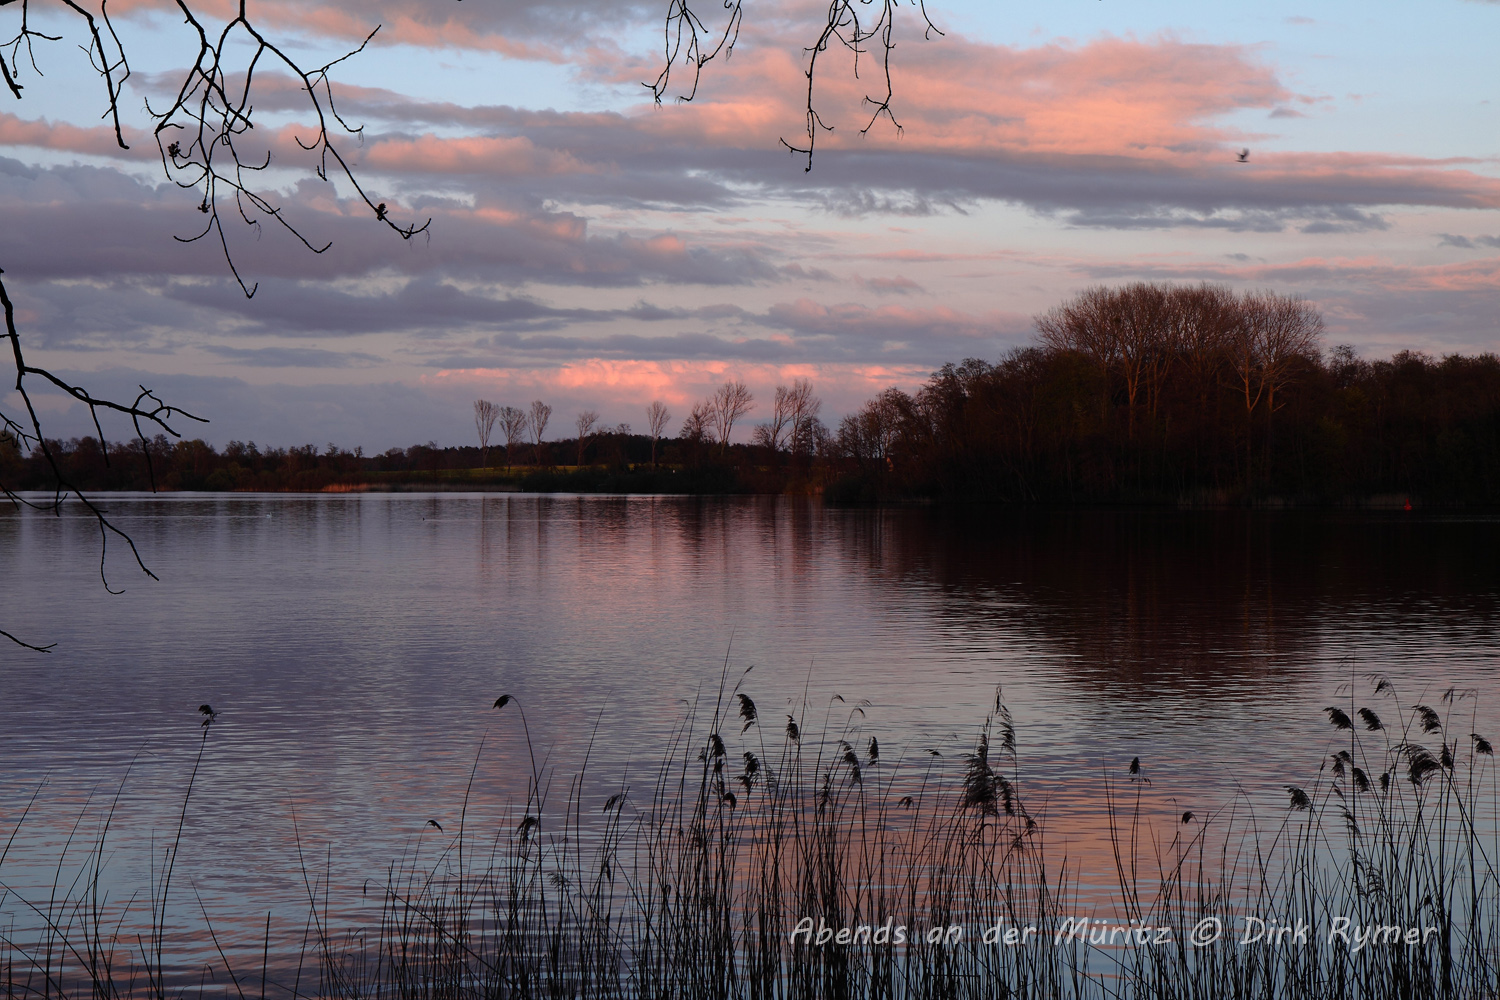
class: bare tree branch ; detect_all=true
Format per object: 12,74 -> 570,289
1,270 -> 209,619
1,0 -> 937,649
710,379 -> 753,454
646,400 -> 671,466
649,0 -> 942,170
0,626 -> 55,652
0,0 -> 433,648
474,400 -> 500,467
499,406 -> 528,469
574,409 -> 599,467
528,400 -> 551,465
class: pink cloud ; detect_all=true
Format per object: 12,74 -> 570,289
0,113 -> 145,159
102,0 -> 577,62
428,360 -> 932,432
1250,254 -> 1500,293
632,32 -> 1291,159
627,30 -> 1500,208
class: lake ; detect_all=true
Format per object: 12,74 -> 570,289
2,494 -> 1498,964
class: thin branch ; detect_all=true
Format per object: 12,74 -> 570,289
0,270 -> 202,642
0,627 -> 55,652
650,0 -> 941,171
0,0 -> 432,648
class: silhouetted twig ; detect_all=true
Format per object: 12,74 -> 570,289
648,0 -> 942,171
0,0 -> 431,648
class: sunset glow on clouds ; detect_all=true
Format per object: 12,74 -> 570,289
1,0 -> 1497,449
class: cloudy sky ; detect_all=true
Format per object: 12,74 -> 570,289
3,0 -> 1497,450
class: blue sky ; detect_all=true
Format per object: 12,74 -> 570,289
2,0 -> 1496,450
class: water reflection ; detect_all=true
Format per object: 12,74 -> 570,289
1,495 -> 1497,934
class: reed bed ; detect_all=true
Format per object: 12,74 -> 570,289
2,674 -> 1497,1000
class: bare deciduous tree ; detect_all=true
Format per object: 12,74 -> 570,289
529,400 -> 552,465
474,400 -> 500,467
1035,282 -> 1324,486
499,406 -> 528,469
1035,286 -> 1118,427
786,380 -> 823,456
1167,283 -> 1238,419
1116,283 -> 1174,433
646,401 -> 671,467
681,401 -> 714,442
574,410 -> 600,467
758,386 -> 794,452
711,380 -> 754,455
1232,290 -> 1323,484
838,387 -> 911,466
1037,284 -> 1173,439
755,378 -> 822,455
1248,292 -> 1323,419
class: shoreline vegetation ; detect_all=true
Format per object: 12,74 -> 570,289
2,676 -> 1496,999
5,285 -> 1499,507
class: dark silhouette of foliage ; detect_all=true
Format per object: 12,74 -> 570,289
827,284 -> 1500,505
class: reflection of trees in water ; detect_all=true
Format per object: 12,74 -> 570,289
832,508 -> 1500,697
474,496 -> 1495,704
658,496 -> 827,598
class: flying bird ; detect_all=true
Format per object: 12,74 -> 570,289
1236,149 -> 1250,163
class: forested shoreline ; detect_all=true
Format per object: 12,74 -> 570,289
6,284 -> 1499,506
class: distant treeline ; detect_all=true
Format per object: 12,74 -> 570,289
5,283 -> 1498,504
0,428 -> 749,494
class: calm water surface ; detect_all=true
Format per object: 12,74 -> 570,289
2,494 -> 1498,939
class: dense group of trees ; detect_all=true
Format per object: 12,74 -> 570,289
6,283 -> 1498,503
827,284 -> 1500,504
